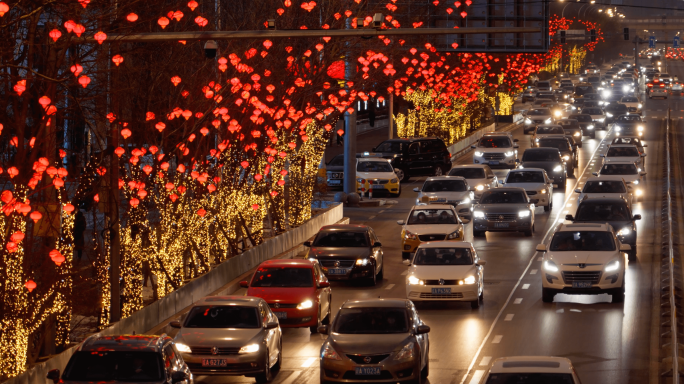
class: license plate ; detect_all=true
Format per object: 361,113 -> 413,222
202,359 -> 227,367
494,222 -> 509,228
273,311 -> 287,319
371,185 -> 385,190
328,180 -> 341,185
431,197 -> 447,203
355,367 -> 381,376
489,161 -> 499,165
328,268 -> 348,275
572,281 -> 592,288
432,287 -> 451,294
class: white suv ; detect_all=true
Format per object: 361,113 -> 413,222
481,356 -> 582,384
538,223 -> 631,303
471,133 -> 519,169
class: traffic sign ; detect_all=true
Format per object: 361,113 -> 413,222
674,36 -> 680,48
649,36 -> 656,48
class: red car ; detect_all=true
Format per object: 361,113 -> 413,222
241,259 -> 332,333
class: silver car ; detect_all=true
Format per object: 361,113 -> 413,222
472,187 -> 536,237
319,299 -> 430,383
172,296 -> 282,383
414,176 -> 475,219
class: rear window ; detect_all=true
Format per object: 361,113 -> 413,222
528,109 -> 551,116
621,97 -> 638,102
357,161 -> 393,173
374,141 -> 405,154
506,171 -> 545,183
63,351 -> 163,382
535,126 -> 564,134
185,306 -> 260,328
575,202 -> 632,221
328,155 -> 344,166
569,114 -> 592,122
605,104 -> 628,112
448,168 -> 486,179
334,307 -> 409,334
251,267 -> 314,287
407,209 -> 458,224
478,137 -> 512,148
522,150 -> 560,162
538,139 -> 570,151
601,164 -> 638,175
537,81 -> 551,87
313,231 -> 369,247
583,180 -> 626,193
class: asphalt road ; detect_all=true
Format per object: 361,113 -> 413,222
177,59 -> 684,384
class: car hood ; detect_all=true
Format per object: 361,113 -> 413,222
246,287 -> 314,304
503,182 -> 548,191
547,251 -> 618,265
176,327 -> 263,348
327,165 -> 344,172
520,161 -> 562,174
473,204 -> 530,212
404,224 -> 462,235
408,265 -> 477,280
329,333 -> 412,355
587,114 -> 604,118
604,156 -> 640,163
418,191 -> 471,202
310,247 -> 371,259
358,171 -> 396,180
579,192 -> 629,201
476,147 -> 514,153
571,218 -> 632,230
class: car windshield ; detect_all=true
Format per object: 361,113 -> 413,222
184,306 -> 260,328
485,372 -> 576,384
480,191 -> 527,204
583,180 -> 626,193
536,126 -> 564,134
575,202 -> 632,221
588,76 -> 600,82
527,109 -> 550,116
612,137 -> 641,146
606,104 -> 628,112
357,161 -> 393,172
575,85 -> 593,92
583,108 -> 602,115
334,307 -> 409,334
374,141 -> 405,154
607,147 -> 639,157
506,171 -> 545,183
479,137 -> 512,148
448,168 -> 486,179
621,97 -> 638,102
328,155 -> 344,166
537,82 -> 550,87
422,180 -> 467,192
313,231 -> 368,247
63,351 -> 163,382
616,115 -> 641,122
601,164 -> 638,175
570,114 -> 592,122
557,120 -> 578,128
550,231 -> 617,252
413,247 -> 473,265
584,93 -> 599,100
407,209 -> 458,224
251,267 -> 313,287
538,139 -> 570,151
522,150 -> 560,162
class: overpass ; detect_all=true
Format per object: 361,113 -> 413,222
620,16 -> 684,31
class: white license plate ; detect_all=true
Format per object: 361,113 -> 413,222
489,161 -> 500,165
355,367 -> 381,375
432,287 -> 451,294
328,180 -> 341,185
273,311 -> 287,319
494,222 -> 509,228
202,359 -> 227,367
328,268 -> 348,275
572,281 -> 592,288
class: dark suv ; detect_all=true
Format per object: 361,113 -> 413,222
370,137 -> 451,182
519,148 -> 567,188
48,334 -> 192,384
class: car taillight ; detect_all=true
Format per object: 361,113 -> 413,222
445,154 -> 452,162
660,84 -> 665,87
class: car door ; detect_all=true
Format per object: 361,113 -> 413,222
407,142 -> 421,174
259,302 -> 278,364
484,166 -> 498,189
314,264 -> 331,318
369,228 -> 383,272
410,304 -> 429,368
417,140 -> 436,174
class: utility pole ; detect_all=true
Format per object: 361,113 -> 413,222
343,18 -> 357,196
388,93 -> 394,139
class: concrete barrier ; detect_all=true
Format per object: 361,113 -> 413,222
448,123 -> 496,158
4,203 -> 344,384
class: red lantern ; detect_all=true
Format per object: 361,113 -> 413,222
126,13 -> 138,22
30,211 -> 42,223
11,231 -> 24,243
94,31 -> 107,44
252,204 -> 259,210
155,122 -> 166,132
129,198 -> 140,208
187,0 -> 198,10
49,29 -> 62,42
158,17 -> 170,28
169,194 -> 178,202
78,75 -> 91,88
171,76 -> 181,86
63,203 -> 75,213
38,96 -> 51,107
6,242 -> 17,253
49,250 -> 65,266
25,280 -> 37,292
112,54 -> 124,66
0,2 -> 9,16
13,80 -> 26,96
72,24 -> 85,37
197,208 -> 207,217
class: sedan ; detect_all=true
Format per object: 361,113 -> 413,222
318,299 -> 430,384
414,176 -> 475,219
593,160 -> 646,200
568,113 -> 596,138
619,95 -> 642,115
603,103 -> 629,126
537,135 -> 577,174
612,115 -> 645,137
398,205 -> 465,259
472,188 -> 536,237
531,125 -> 565,146
172,296 -> 282,383
501,168 -> 554,211
601,144 -> 646,169
556,119 -> 583,148
575,176 -> 635,207
482,356 -> 582,384
523,108 -> 554,134
403,241 -> 485,308
582,107 -> 606,129
522,87 -> 537,103
519,147 -> 568,188
612,136 -> 647,156
448,165 -> 498,200
648,82 -> 668,98
304,224 -> 383,285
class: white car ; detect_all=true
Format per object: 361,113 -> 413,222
501,168 -> 554,211
448,165 -> 498,200
538,223 -> 631,303
593,160 -> 646,199
356,157 -> 401,197
649,83 -> 668,99
600,144 -> 645,169
481,356 -> 582,384
403,241 -> 485,308
575,176 -> 635,207
471,133 -> 519,169
397,205 -> 465,259
581,107 -> 606,129
414,176 -> 475,219
531,125 -> 565,146
619,96 -> 642,115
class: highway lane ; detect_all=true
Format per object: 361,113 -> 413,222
165,61 -> 675,384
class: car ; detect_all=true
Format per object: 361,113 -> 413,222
601,144 -> 646,169
536,91 -> 557,101
471,133 -> 519,169
500,168 -> 554,211
355,156 -> 401,197
560,79 -> 573,87
560,86 -> 575,101
472,187 -> 536,237
481,356 -> 582,384
522,87 -> 537,102
47,334 -> 192,384
304,224 -> 384,285
612,115 -> 645,137
610,79 -> 633,95
587,75 -> 601,89
568,113 -> 596,138
603,103 -> 629,125
532,98 -> 556,108
566,198 -> 640,260
531,125 -> 565,146
575,176 -> 635,208
403,241 -> 485,307
573,83 -> 594,97
523,108 -> 554,134
648,80 -> 668,98
397,204 -> 465,259
326,155 -> 344,188
539,223 -> 630,303
659,73 -> 673,85
413,176 -> 475,219
536,80 -> 552,92
171,296 -> 281,382
581,100 -> 601,109
581,92 -> 601,103
593,160 -> 646,199
556,119 -> 583,148
619,96 -> 642,115
369,137 -> 451,182
318,299 -> 430,384
621,60 -> 632,68
672,82 -> 683,94
585,65 -> 600,74
536,135 -> 577,174
581,107 -> 606,129
240,259 -> 332,333
571,97 -> 584,109
612,136 -> 647,156
519,147 -> 568,188
448,165 -> 498,200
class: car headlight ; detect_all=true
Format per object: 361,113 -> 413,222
461,197 -> 471,204
615,126 -> 621,131
239,344 -> 260,354
544,118 -> 552,124
505,151 -> 515,157
574,132 -> 580,137
638,103 -> 642,108
356,258 -> 370,266
518,210 -> 531,218
541,189 -> 547,194
636,189 -> 643,196
404,230 -> 417,240
597,118 -> 605,122
563,155 -> 570,160
447,230 -> 461,240
473,210 -> 485,218
554,111 -> 562,117
622,85 -> 629,92
543,260 -> 559,272
390,178 -> 399,184
297,299 -> 313,310
553,165 -> 563,172
408,275 -> 424,285
606,113 -> 613,117
588,124 -> 595,129
394,342 -> 415,361
464,275 -> 476,285
602,81 -> 606,85
618,228 -> 631,236
632,180 -> 639,185
605,260 -> 620,272
175,342 -> 191,353
475,185 -> 485,191
638,126 -> 644,131
525,118 -> 532,124
475,151 -> 484,157
321,343 -> 341,360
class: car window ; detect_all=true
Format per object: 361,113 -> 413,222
422,179 -> 467,192
549,231 -> 616,252
185,306 -> 260,328
615,115 -> 641,122
522,150 -> 560,162
538,139 -> 570,152
570,114 -> 592,122
63,351 -> 164,382
605,104 -> 628,112
448,168 -> 486,179
333,307 -> 409,334
313,231 -> 369,247
258,302 -> 269,324
536,126 -> 565,134
413,247 -> 473,265
528,109 -> 551,116
601,164 -> 638,175
251,267 -> 314,287
480,191 -> 527,204
582,108 -> 602,115
407,208 -> 458,224
357,161 -> 393,172
374,141 -> 405,154
479,137 -> 512,148
408,143 -> 419,155
583,180 -> 626,193
607,147 -> 639,157
621,97 -> 638,102
506,171 -> 545,183
163,344 -> 176,370
328,155 -> 344,166
612,137 -> 640,145
486,372 -> 575,383
575,202 -> 631,221
557,120 -> 578,127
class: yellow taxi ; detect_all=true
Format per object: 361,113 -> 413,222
356,157 -> 401,197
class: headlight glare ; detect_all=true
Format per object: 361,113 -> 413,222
404,230 -> 417,240
175,343 -> 191,353
473,211 -> 485,218
355,258 -> 369,266
618,228 -> 631,236
475,151 -> 484,157
297,300 -> 313,310
447,230 -> 461,240
563,155 -> 570,160
544,260 -> 559,272
464,275 -> 476,285
606,113 -> 613,117
476,185 -> 485,191
518,210 -> 531,218
408,276 -> 424,285
525,118 -> 532,124
505,151 -> 515,157
638,126 -> 644,131
239,344 -> 260,354
394,342 -> 415,361
545,118 -> 552,124
574,132 -> 580,137
553,165 -> 563,172
605,260 -> 620,272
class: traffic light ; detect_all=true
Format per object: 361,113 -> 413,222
590,29 -> 597,42
560,30 -> 566,43
624,28 -> 629,41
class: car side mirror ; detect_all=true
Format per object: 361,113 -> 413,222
239,281 -> 249,288
413,187 -> 420,192
477,260 -> 487,266
641,153 -> 647,157
599,154 -> 605,157
402,259 -> 411,266
47,369 -> 60,384
318,325 -> 329,334
265,321 -> 279,330
513,144 -> 519,149
303,241 -> 311,247
373,242 -> 382,248
633,214 -> 642,221
592,172 -> 598,176
515,159 -> 521,163
471,145 -> 477,149
574,188 -> 581,193
172,371 -> 188,384
620,244 -> 632,251
514,139 -> 519,142
397,220 -> 405,225
416,325 -> 431,334
536,244 -> 547,252
487,175 -> 495,179
640,172 -> 647,176
643,144 -> 648,147
170,320 -> 182,329
565,214 -> 575,221
319,281 -> 331,288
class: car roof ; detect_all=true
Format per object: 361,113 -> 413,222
425,176 -> 467,182
342,298 -> 411,309
578,197 -> 628,205
509,168 -> 545,173
259,259 -> 315,268
557,223 -> 611,232
411,204 -> 454,210
608,144 -> 639,148
488,356 -> 574,374
194,296 -> 262,307
417,241 -> 472,249
450,164 -> 490,170
485,187 -> 527,193
79,335 -> 168,353
319,224 -> 369,232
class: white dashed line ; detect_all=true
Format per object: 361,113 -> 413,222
385,284 -> 395,290
522,284 -> 530,290
378,210 -> 385,214
570,309 -> 582,313
479,356 -> 492,366
504,314 -> 515,321
469,371 -> 486,384
492,335 -> 503,344
280,370 -> 302,384
301,357 -> 316,367
368,216 -> 376,220
514,298 -> 523,304
530,269 -> 538,275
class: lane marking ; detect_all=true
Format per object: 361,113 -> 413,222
530,269 -> 538,275
514,298 -> 523,304
537,257 -> 542,261
479,356 -> 492,366
401,270 -> 408,275
504,314 -> 514,321
522,284 -> 530,290
368,216 -> 376,220
301,357 -> 316,367
492,335 -> 503,344
385,284 -> 395,290
378,210 -> 385,213
469,370 -> 486,384
280,370 -> 302,384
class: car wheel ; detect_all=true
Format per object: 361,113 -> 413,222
433,166 -> 443,176
542,288 -> 556,303
402,252 -> 411,260
524,226 -> 533,237
395,168 -> 409,182
368,264 -> 377,286
591,132 -> 596,139
470,297 -> 480,309
544,203 -> 550,212
310,308 -> 321,333
612,282 -> 625,303
628,246 -> 637,261
255,349 -> 272,383
421,354 -> 429,380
